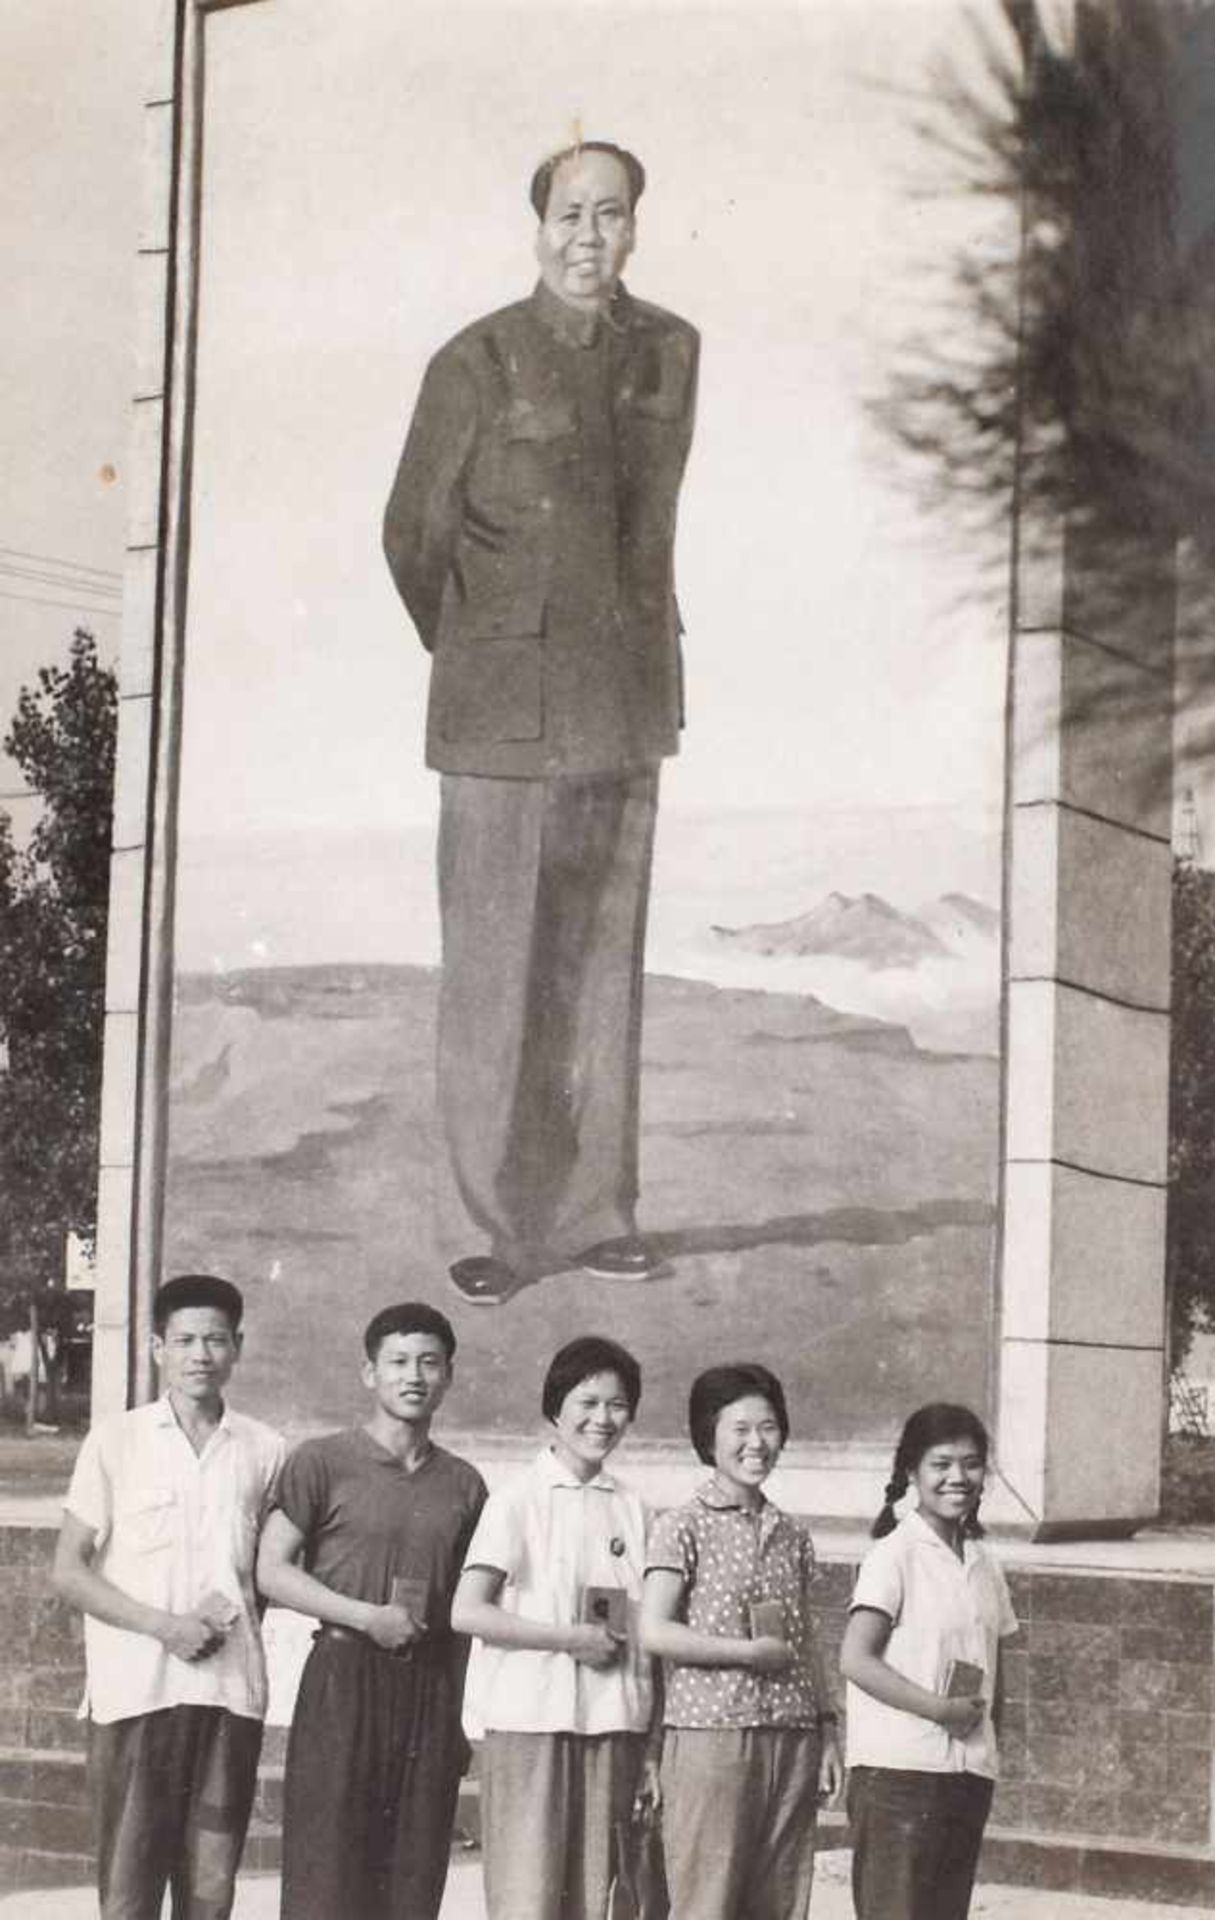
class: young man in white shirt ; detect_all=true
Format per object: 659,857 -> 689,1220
53,1273 -> 285,1920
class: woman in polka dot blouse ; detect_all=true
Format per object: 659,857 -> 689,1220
641,1362 -> 842,1919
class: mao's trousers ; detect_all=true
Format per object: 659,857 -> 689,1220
437,769 -> 659,1277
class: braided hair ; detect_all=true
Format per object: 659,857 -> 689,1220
871,1403 -> 990,1539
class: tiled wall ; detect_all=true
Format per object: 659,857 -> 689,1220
0,1525 -> 90,1889
811,1553 -> 1215,1900
998,1568 -> 1214,1848
3,1525 -> 1214,1899
811,1558 -> 1214,1848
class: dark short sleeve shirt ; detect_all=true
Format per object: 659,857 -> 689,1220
275,1429 -> 487,1633
646,1480 -> 825,1729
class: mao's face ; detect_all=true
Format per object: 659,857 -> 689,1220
536,150 -> 635,311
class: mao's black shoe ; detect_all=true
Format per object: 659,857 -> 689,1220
578,1238 -> 661,1281
447,1256 -> 523,1306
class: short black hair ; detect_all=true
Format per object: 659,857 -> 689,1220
688,1363 -> 790,1465
153,1274 -> 244,1336
363,1302 -> 457,1363
542,1336 -> 642,1422
529,141 -> 646,220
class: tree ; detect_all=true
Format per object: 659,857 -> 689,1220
876,0 -> 1215,774
1168,856 -> 1215,1370
0,628 -> 117,1324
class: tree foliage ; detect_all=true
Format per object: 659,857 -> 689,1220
0,629 -> 117,1316
878,0 -> 1215,758
1168,857 -> 1215,1367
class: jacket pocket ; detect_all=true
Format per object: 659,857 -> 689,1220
434,641 -> 543,743
447,585 -> 547,644
501,398 -> 576,443
433,589 -> 545,744
629,388 -> 686,423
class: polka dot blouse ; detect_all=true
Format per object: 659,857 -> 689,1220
646,1479 -> 828,1729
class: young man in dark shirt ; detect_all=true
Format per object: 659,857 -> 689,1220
257,1302 -> 486,1920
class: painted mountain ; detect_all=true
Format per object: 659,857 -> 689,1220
711,892 -> 953,969
702,890 -> 1000,1054
919,892 -> 1001,946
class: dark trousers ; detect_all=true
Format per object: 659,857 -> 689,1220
89,1705 -> 261,1920
847,1766 -> 993,1920
281,1632 -> 467,1920
436,770 -> 658,1277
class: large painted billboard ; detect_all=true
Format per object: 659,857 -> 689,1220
163,0 -> 1009,1447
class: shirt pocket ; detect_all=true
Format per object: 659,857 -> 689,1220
116,1485 -> 177,1555
501,398 -> 576,444
627,388 -> 686,424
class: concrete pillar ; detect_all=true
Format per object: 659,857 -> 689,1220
995,3 -> 1178,1534
998,513 -> 1174,1534
93,0 -> 181,1416
94,0 -> 270,1414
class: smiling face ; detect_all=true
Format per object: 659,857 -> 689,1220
550,1369 -> 633,1480
712,1394 -> 784,1498
152,1306 -> 241,1411
362,1330 -> 452,1428
535,148 -> 636,312
909,1435 -> 986,1541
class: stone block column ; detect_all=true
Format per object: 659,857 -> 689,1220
993,0 -> 1181,1536
93,0 -> 182,1416
94,0 -> 270,1414
997,515 -> 1174,1534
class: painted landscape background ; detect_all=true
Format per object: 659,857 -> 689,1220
164,806 -> 1001,1444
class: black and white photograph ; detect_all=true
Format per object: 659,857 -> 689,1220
1,0 -> 1215,1915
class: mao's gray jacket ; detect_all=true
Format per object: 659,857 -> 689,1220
383,280 -> 699,779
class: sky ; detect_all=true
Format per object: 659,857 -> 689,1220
0,3 -> 144,825
176,0 -> 1013,862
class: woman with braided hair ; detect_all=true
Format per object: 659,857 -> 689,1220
839,1404 -> 1018,1920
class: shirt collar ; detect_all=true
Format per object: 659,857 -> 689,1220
531,278 -> 633,349
693,1475 -> 769,1516
904,1506 -> 978,1564
154,1394 -> 232,1438
535,1444 -> 619,1493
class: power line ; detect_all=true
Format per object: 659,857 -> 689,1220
0,588 -> 120,619
0,563 -> 120,599
0,545 -> 121,582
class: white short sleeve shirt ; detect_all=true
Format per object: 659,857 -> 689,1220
461,1447 -> 652,1738
64,1397 -> 286,1725
845,1511 -> 1018,1779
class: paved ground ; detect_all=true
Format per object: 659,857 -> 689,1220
0,1853 -> 1202,1917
